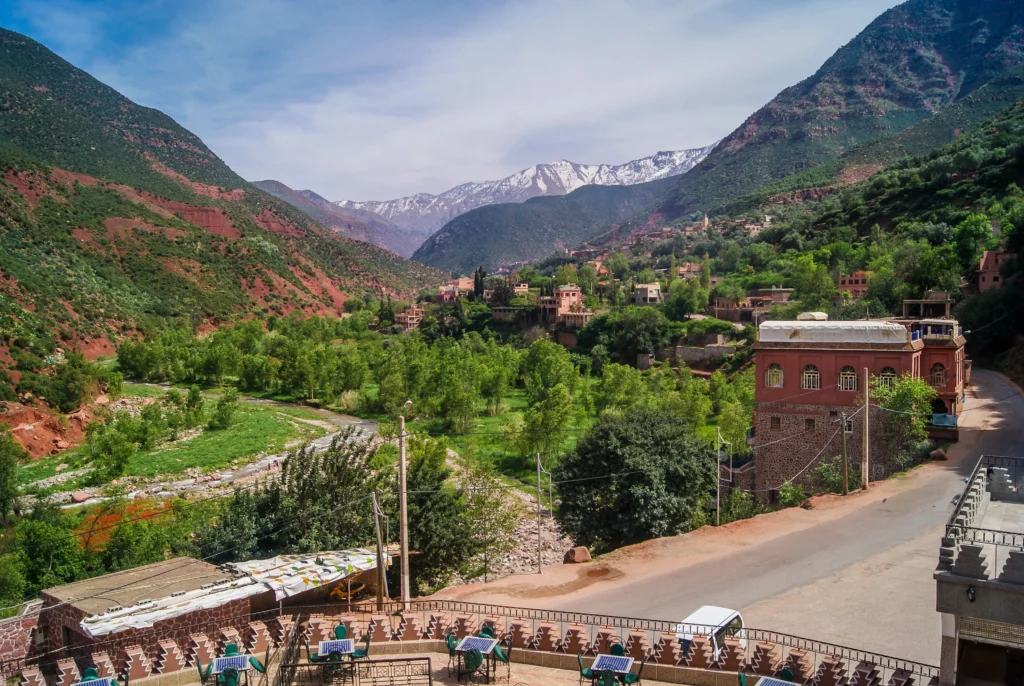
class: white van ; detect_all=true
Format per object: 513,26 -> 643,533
674,606 -> 746,661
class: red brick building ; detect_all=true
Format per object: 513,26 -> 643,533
540,284 -> 593,330
977,250 -> 1012,293
837,270 -> 871,299
751,316 -> 967,495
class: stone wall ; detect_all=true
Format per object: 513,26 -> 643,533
752,402 -> 896,495
0,606 -> 40,665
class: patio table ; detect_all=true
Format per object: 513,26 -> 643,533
456,636 -> 500,683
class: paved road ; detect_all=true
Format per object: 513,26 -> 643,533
547,369 -> 1024,661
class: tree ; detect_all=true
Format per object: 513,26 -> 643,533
522,383 -> 575,461
595,364 -> 650,415
87,422 -> 136,480
473,266 -> 487,298
378,295 -> 395,326
521,340 -> 578,404
463,464 -> 520,581
102,520 -> 169,572
717,401 -> 750,456
0,427 -> 26,522
707,371 -> 733,413
554,263 -> 578,287
47,354 -> 93,412
185,385 -> 205,427
0,555 -> 25,616
605,252 -> 629,279
872,373 -> 937,470
208,388 -> 239,430
405,435 -> 474,591
14,505 -> 88,595
554,408 -> 715,551
953,213 -> 993,272
790,254 -> 837,309
664,279 -> 708,321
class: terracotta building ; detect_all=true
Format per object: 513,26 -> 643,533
539,284 -> 593,330
453,277 -> 474,292
394,305 -> 424,333
977,250 -> 1012,293
837,270 -> 871,300
751,315 -> 967,496
435,285 -> 459,305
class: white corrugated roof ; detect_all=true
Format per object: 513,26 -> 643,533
759,320 -> 907,344
79,550 -> 377,637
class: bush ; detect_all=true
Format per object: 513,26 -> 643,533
208,389 -> 238,430
778,481 -> 807,508
812,456 -> 861,494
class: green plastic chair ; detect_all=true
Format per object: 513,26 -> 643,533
350,634 -> 371,661
598,669 -> 618,686
610,643 -> 625,657
494,640 -> 512,682
775,668 -> 795,682
306,641 -> 326,664
248,657 -> 266,674
577,654 -> 594,686
478,625 -> 495,638
464,648 -> 484,681
197,661 -> 214,685
82,669 -> 99,681
622,659 -> 646,685
224,644 -> 240,657
218,667 -> 240,686
446,635 -> 458,676
334,624 -> 348,640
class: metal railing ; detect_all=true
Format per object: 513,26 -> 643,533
5,600 -> 939,682
279,658 -> 432,686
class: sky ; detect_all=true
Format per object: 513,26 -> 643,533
0,0 -> 903,201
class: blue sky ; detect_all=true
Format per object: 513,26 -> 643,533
0,0 -> 901,200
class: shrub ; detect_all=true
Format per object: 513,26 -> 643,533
207,389 -> 238,431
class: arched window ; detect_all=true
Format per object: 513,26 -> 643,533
930,363 -> 946,388
765,363 -> 784,388
801,365 -> 820,390
878,367 -> 897,390
839,366 -> 858,392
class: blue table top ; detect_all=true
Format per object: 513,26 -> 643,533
592,655 -> 634,673
212,656 -> 250,673
318,639 -> 355,656
456,636 -> 499,654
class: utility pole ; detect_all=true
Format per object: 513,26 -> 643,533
862,367 -> 870,490
840,413 -> 849,496
715,428 -> 721,526
536,453 -> 542,574
372,489 -> 386,611
398,408 -> 410,609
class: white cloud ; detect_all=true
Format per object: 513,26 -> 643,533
14,0 -> 902,200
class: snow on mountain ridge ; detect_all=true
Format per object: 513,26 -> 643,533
335,144 -> 716,235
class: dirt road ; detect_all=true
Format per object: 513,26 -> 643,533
436,369 -> 1024,664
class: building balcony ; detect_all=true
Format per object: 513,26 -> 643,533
935,455 -> 1024,628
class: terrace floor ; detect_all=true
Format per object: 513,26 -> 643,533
388,654 -> 675,686
976,499 -> 1024,575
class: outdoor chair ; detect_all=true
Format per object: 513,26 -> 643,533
446,635 -> 458,677
334,624 -> 348,640
621,658 -> 646,686
609,643 -> 625,657
478,625 -> 494,638
774,668 -> 795,682
597,669 -> 618,686
494,638 -> 512,682
577,654 -> 594,686
218,667 -> 240,686
463,648 -> 484,683
82,669 -> 99,681
306,641 -> 326,664
248,657 -> 266,675
350,634 -> 371,661
224,644 -> 241,657
197,661 -> 214,685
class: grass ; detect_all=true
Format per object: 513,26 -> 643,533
17,399 -> 328,489
124,404 -> 324,478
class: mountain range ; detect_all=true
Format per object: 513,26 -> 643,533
0,27 -> 443,357
251,180 -> 427,257
411,0 -> 1024,273
333,146 -> 716,236
651,0 -> 1024,222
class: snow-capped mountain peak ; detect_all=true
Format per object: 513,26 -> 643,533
335,144 -> 716,235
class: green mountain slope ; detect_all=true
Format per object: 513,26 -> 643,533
411,177 -> 676,272
655,0 -> 1024,221
252,180 -> 428,257
716,64 -> 1024,215
0,28 -> 443,361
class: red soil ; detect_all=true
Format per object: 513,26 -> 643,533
77,500 -> 171,551
256,209 -> 304,237
145,156 -> 247,200
161,202 -> 241,238
157,257 -> 205,286
103,217 -> 186,242
4,170 -> 48,207
1,401 -> 95,458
